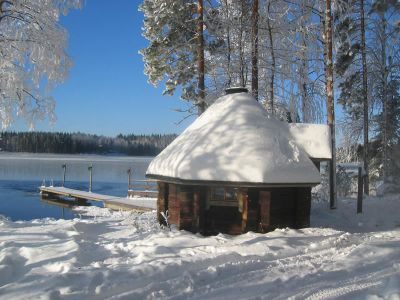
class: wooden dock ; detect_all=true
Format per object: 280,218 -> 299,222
40,186 -> 156,211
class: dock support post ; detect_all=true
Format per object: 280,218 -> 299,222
357,166 -> 363,214
127,168 -> 132,193
88,164 -> 93,192
62,164 -> 66,187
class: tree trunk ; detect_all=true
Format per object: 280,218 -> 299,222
325,0 -> 337,209
381,12 -> 388,183
197,0 -> 205,115
267,1 -> 275,114
223,0 -> 232,87
251,0 -> 259,101
239,1 -> 246,87
360,0 -> 369,194
300,0 -> 309,123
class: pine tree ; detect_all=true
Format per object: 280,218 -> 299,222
140,0 -> 199,111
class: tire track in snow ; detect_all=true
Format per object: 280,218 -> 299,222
105,232 -> 367,299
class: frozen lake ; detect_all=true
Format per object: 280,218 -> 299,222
0,153 -> 153,221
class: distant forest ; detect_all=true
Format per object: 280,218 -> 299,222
0,132 -> 177,156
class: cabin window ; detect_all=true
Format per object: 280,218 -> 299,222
208,187 -> 238,207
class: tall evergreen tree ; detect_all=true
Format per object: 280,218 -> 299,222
140,0 -> 198,107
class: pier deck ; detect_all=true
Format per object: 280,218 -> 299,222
40,186 -> 156,211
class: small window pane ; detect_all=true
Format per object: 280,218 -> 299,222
225,189 -> 237,201
212,188 -> 225,201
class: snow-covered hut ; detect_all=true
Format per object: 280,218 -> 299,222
146,90 -> 331,234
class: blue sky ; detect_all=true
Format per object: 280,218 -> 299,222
9,0 -> 194,136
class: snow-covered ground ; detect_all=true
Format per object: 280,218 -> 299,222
0,195 -> 399,299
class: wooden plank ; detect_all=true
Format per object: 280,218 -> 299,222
167,184 -> 179,225
179,190 -> 193,231
39,186 -> 155,212
198,187 -> 206,234
258,191 -> 271,233
209,200 -> 238,207
128,190 -> 158,198
240,188 -> 248,233
157,182 -> 166,224
193,189 -> 200,232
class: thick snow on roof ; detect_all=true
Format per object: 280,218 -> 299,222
288,123 -> 332,160
147,93 -> 321,185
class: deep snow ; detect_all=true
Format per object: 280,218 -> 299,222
0,195 -> 399,299
147,93 -> 322,185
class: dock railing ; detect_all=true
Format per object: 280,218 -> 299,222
128,179 -> 158,198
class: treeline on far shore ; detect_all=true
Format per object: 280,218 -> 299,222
0,131 -> 177,156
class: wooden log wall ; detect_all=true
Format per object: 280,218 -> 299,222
157,183 -> 312,234
258,191 -> 271,233
240,188 -> 249,232
178,187 -> 194,231
167,184 -> 180,226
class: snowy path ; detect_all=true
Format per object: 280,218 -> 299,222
0,196 -> 399,299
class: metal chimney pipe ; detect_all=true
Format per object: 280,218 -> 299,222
225,87 -> 248,95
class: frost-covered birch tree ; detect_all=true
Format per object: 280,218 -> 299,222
0,0 -> 81,129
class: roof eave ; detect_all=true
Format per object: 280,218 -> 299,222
146,174 -> 320,188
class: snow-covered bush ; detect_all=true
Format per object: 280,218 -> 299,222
336,165 -> 352,197
312,165 -> 329,203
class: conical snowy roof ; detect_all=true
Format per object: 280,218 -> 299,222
146,93 -> 321,186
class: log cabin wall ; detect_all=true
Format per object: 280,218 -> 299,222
157,182 -> 312,235
177,185 -> 195,231
156,183 -> 203,233
250,187 -> 312,232
167,183 -> 180,226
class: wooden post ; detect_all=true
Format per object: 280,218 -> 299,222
88,164 -> 93,192
357,166 -> 363,214
127,168 -> 132,192
241,188 -> 249,233
193,189 -> 200,232
62,163 -> 66,187
157,182 -> 166,224
258,191 -> 271,233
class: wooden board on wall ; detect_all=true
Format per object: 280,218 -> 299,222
258,191 -> 271,233
168,184 -> 180,225
179,189 -> 194,231
157,182 -> 166,224
240,188 -> 248,233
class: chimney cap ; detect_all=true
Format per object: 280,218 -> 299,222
225,87 -> 248,95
